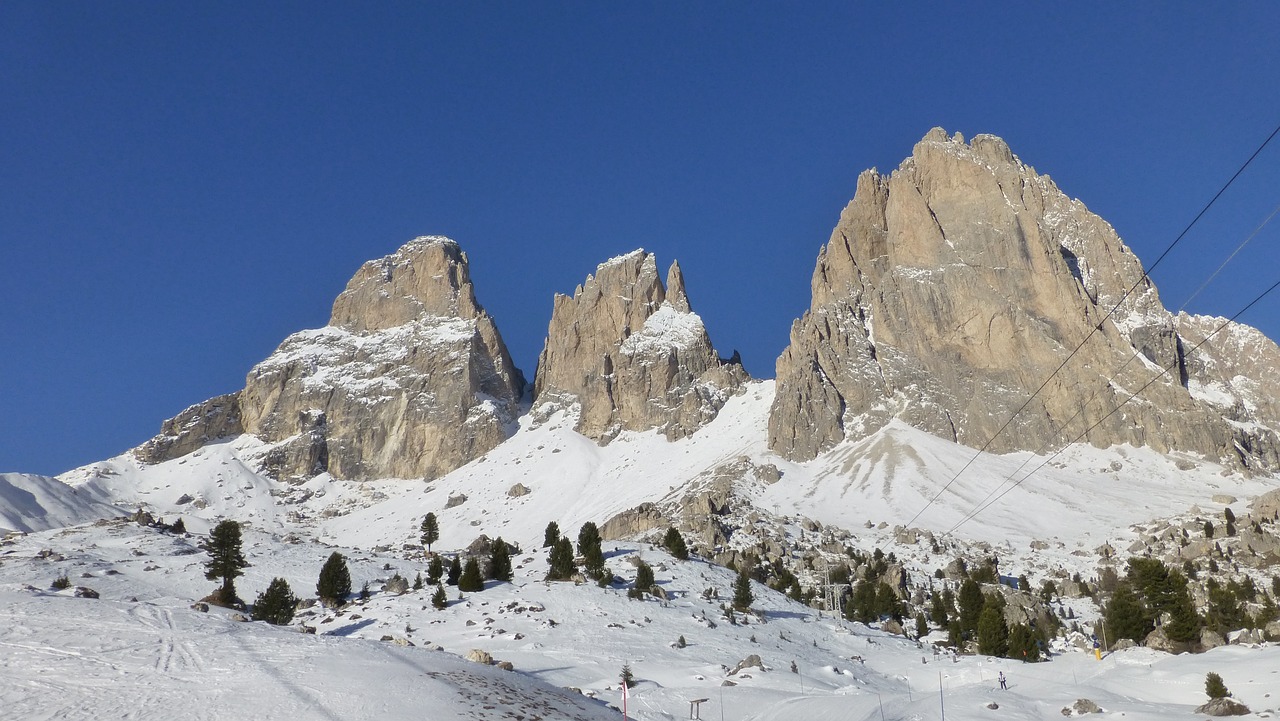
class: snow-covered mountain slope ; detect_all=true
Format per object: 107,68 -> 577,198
0,472 -> 123,533
2,519 -> 1277,721
58,380 -> 1276,557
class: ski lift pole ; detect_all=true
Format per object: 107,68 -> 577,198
939,671 -> 946,720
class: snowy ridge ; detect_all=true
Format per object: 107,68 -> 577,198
0,472 -> 124,533
253,318 -> 478,398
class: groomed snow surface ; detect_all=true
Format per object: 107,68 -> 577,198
4,379 -> 1279,720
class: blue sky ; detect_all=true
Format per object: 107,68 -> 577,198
3,3 -> 1279,476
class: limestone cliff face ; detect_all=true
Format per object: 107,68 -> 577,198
769,128 -> 1280,470
141,237 -> 525,481
533,250 -> 747,442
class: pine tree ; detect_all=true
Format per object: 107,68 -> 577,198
487,538 -> 512,582
446,556 -> 462,586
1006,623 -> 1038,662
733,566 -> 754,611
420,512 -> 439,553
1104,581 -> 1150,644
459,557 -> 484,592
427,554 -> 444,584
578,522 -> 605,578
359,581 -> 370,601
620,663 -> 635,689
431,583 -> 448,610
543,521 -> 560,548
915,611 -> 929,639
316,551 -> 352,607
203,519 -> 248,606
170,517 -> 186,534
663,527 -> 689,560
251,577 -> 298,625
547,537 -> 577,581
1205,672 -> 1229,699
957,579 -> 985,637
788,578 -> 803,602
875,581 -> 902,622
977,605 -> 1009,657
930,591 -> 950,627
412,572 -> 423,591
848,579 -> 877,623
634,560 -> 655,595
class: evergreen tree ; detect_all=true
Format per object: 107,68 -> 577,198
733,566 -> 754,611
203,519 -> 248,606
1006,623 -> 1040,662
1103,581 -> 1151,644
427,554 -> 444,585
459,557 -> 484,592
788,578 -> 803,602
1017,574 -> 1031,592
446,556 -> 462,586
947,620 -> 963,647
420,512 -> 439,553
412,572 -> 423,591
634,560 -> 655,594
915,611 -> 930,639
359,580 -> 370,601
543,521 -> 560,548
577,521 -> 602,557
577,522 -> 605,578
1039,579 -> 1057,604
1126,559 -> 1201,642
1205,672 -> 1229,699
620,662 -> 635,689
547,537 -> 577,581
251,577 -> 297,625
316,551 -> 352,606
663,527 -> 689,560
930,591 -> 950,627
847,579 -> 877,623
170,517 -> 186,534
977,605 -> 1009,657
431,583 -> 448,610
1204,580 -> 1246,636
957,579 -> 985,637
875,582 -> 902,622
487,537 -> 513,582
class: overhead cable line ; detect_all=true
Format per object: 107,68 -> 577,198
947,275 -> 1280,535
904,121 -> 1280,529
952,199 -> 1280,525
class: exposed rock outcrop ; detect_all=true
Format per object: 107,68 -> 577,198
135,393 -> 242,464
769,128 -> 1280,469
139,237 -> 525,481
533,250 -> 747,442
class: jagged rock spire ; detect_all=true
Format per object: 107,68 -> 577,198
534,250 -> 747,443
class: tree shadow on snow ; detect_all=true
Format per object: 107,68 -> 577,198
324,618 -> 376,637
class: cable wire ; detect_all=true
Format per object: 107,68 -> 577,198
947,275 -> 1280,535
950,199 -> 1280,526
904,121 -> 1280,528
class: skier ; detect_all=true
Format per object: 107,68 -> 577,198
998,671 -> 1007,690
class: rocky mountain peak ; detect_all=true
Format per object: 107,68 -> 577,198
329,236 -> 481,333
534,250 -> 747,443
769,128 -> 1280,470
138,236 -> 526,481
